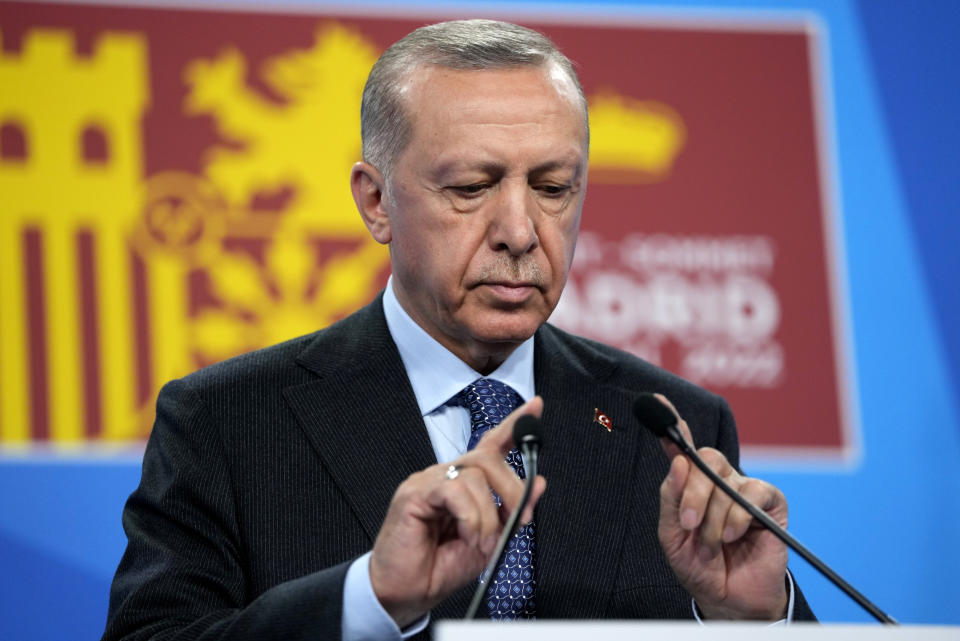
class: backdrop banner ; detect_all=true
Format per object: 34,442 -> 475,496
0,2 -> 852,460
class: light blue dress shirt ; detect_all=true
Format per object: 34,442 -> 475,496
340,279 -> 792,640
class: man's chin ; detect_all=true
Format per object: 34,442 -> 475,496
466,312 -> 545,347
450,310 -> 547,373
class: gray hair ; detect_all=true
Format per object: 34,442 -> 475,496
360,19 -> 588,177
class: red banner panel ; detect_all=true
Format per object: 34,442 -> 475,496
0,2 -> 852,459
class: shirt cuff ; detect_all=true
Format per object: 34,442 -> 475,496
691,568 -> 796,625
341,551 -> 431,641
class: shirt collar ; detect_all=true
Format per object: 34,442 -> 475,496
382,276 -> 535,417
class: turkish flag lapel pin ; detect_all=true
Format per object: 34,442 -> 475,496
593,408 -> 613,432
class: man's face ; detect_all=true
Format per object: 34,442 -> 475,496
368,63 -> 588,372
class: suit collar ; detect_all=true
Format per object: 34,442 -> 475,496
293,293 -> 395,379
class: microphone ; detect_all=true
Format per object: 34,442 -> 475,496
632,393 -> 897,624
464,414 -> 543,620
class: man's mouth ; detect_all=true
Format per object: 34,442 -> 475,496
480,282 -> 537,303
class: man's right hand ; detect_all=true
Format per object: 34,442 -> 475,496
368,397 -> 547,627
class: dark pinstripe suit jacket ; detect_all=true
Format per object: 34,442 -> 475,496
102,294 -> 814,640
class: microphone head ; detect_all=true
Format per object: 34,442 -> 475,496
513,414 -> 543,448
632,393 -> 677,438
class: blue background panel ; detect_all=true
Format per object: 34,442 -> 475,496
0,1 -> 958,639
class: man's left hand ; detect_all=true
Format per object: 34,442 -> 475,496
655,394 -> 789,620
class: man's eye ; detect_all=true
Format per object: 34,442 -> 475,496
450,184 -> 489,196
536,184 -> 571,197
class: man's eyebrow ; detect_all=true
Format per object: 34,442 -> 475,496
529,158 -> 583,177
431,156 -> 583,181
432,160 -> 505,181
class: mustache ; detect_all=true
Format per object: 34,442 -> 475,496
475,254 -> 545,287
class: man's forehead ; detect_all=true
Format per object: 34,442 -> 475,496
400,64 -> 586,143
401,61 -> 581,109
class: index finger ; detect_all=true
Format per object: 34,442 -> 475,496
652,393 -> 695,461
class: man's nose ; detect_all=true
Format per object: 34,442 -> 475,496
488,181 -> 539,256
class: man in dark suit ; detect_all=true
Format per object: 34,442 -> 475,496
103,19 -> 813,641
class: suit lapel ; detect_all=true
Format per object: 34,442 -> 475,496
533,326 -> 645,618
283,297 -> 437,543
283,297 -> 483,619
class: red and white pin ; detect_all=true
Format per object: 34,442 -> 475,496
593,408 -> 613,432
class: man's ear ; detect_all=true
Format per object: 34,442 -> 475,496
351,161 -> 392,244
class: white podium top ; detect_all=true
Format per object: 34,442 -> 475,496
435,621 -> 959,640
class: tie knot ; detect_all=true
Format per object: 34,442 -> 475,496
456,378 -> 522,437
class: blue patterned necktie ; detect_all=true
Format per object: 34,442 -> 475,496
455,378 -> 536,619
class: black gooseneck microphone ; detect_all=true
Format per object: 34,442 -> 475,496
632,393 -> 897,624
464,414 -> 543,620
